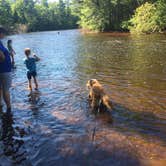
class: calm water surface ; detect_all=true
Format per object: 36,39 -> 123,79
0,30 -> 166,166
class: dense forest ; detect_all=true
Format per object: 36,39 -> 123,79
72,0 -> 166,33
0,0 -> 166,33
0,0 -> 78,32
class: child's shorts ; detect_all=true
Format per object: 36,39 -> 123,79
27,71 -> 37,80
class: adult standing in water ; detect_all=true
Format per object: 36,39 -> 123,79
0,27 -> 12,112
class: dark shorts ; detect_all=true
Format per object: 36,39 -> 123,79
27,71 -> 37,80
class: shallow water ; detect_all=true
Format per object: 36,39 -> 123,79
0,30 -> 166,166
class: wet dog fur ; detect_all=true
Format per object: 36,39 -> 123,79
86,79 -> 113,113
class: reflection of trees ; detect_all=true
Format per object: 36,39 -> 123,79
75,34 -> 166,90
0,111 -> 26,164
74,34 -> 166,113
128,34 -> 166,90
75,35 -> 136,84
75,36 -> 115,81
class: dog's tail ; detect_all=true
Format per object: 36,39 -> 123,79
102,95 -> 113,111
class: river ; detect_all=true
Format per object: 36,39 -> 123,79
0,30 -> 166,166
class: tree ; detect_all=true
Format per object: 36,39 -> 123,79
155,0 -> 166,31
71,0 -> 154,32
1,0 -> 165,33
41,0 -> 49,7
0,0 -> 13,30
9,0 -> 78,32
128,1 -> 166,33
12,0 -> 38,31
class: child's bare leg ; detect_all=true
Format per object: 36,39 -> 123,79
28,79 -> 32,91
11,54 -> 14,64
33,77 -> 38,90
3,90 -> 11,109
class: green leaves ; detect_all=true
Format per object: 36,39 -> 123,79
0,0 -> 13,30
0,0 -> 78,32
128,1 -> 166,33
155,0 -> 166,31
77,0 -> 111,32
1,0 -> 165,33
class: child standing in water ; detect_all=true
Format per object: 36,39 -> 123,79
24,48 -> 40,91
7,40 -> 16,68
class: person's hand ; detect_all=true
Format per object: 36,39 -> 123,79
12,60 -> 15,65
33,54 -> 37,59
33,53 -> 40,61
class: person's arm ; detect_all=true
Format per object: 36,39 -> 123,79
9,45 -> 16,55
12,48 -> 16,55
0,50 -> 5,62
33,54 -> 40,61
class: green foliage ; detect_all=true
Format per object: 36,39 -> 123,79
78,0 -> 111,32
71,0 -> 153,32
0,0 -> 165,33
128,1 -> 166,33
71,0 -> 166,33
129,2 -> 158,33
0,0 -> 78,32
155,0 -> 166,31
12,0 -> 37,31
0,0 -> 13,30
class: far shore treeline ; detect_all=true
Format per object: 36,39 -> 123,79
0,0 -> 166,34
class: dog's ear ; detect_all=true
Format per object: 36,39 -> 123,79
90,79 -> 97,86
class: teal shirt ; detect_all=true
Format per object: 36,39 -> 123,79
24,57 -> 37,72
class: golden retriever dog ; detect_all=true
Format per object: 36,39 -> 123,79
86,79 -> 113,113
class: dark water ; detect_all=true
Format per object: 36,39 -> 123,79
0,30 -> 166,166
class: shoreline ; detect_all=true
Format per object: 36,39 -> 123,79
80,28 -> 166,35
8,28 -> 166,36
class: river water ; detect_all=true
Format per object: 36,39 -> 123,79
0,30 -> 166,166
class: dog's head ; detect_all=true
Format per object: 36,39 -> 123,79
86,79 -> 98,89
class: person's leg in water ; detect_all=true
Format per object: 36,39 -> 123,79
33,76 -> 38,90
28,79 -> 32,91
27,72 -> 32,91
10,52 -> 15,68
3,90 -> 11,111
1,73 -> 12,112
0,89 -> 11,112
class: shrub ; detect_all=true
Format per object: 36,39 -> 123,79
128,2 -> 159,34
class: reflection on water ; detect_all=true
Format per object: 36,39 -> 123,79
0,30 -> 166,165
0,110 -> 26,164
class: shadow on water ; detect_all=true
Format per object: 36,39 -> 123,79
0,30 -> 165,165
0,97 -> 165,165
31,142 -> 141,166
16,108 -> 142,166
85,100 -> 166,145
27,90 -> 45,114
111,103 -> 166,144
0,99 -> 142,166
0,109 -> 27,165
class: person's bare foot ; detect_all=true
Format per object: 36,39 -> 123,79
28,86 -> 32,91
